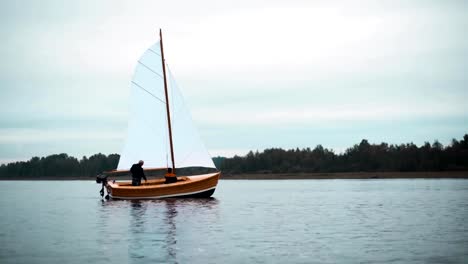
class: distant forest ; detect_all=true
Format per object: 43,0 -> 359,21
0,153 -> 120,179
217,134 -> 468,174
1,134 -> 467,179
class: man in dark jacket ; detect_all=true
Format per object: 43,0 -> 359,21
130,160 -> 147,186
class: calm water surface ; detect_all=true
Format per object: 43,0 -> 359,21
1,179 -> 467,264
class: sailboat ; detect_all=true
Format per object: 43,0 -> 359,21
100,29 -> 220,199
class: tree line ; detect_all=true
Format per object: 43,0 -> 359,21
0,153 -> 119,179
216,134 -> 468,174
0,134 -> 467,179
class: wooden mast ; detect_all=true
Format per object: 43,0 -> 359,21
160,29 -> 176,173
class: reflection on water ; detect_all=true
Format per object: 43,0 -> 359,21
164,200 -> 177,262
100,198 -> 219,264
128,200 -> 147,261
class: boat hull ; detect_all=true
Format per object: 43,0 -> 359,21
106,172 -> 220,200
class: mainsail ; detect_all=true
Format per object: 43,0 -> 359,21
117,40 -> 216,170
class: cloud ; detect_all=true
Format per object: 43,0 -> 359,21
193,101 -> 468,126
0,128 -> 123,144
1,0 -> 467,161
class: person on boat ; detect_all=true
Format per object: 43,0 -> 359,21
165,168 -> 177,184
130,160 -> 147,186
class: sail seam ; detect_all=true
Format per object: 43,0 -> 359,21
138,61 -> 164,79
131,81 -> 166,104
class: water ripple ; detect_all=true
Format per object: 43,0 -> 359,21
0,180 -> 467,263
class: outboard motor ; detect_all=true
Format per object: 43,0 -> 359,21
96,174 -> 109,199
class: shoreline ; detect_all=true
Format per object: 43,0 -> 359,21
222,171 -> 468,180
1,171 -> 467,180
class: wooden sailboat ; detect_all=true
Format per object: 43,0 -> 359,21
99,29 -> 220,199
104,172 -> 219,199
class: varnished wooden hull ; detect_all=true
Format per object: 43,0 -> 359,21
106,172 -> 220,199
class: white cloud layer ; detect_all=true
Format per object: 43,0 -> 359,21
1,0 -> 467,160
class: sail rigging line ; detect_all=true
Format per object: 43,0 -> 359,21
131,81 -> 166,104
179,149 -> 195,168
137,61 -> 164,79
148,48 -> 161,57
167,65 -> 176,130
163,77 -> 170,170
160,29 -> 176,172
168,65 -> 175,168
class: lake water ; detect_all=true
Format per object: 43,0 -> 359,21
0,179 -> 467,264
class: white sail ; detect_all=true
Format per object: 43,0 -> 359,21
117,41 -> 216,170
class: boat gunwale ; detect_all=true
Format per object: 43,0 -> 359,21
107,172 -> 220,190
104,167 -> 167,175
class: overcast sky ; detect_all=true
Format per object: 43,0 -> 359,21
1,0 -> 467,163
